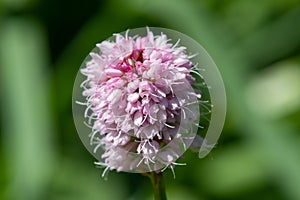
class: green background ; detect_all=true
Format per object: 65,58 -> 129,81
1,0 -> 300,199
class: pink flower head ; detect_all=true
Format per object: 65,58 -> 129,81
78,28 -> 201,174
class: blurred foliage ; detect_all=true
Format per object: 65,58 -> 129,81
1,0 -> 300,199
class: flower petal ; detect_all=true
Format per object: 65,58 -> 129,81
127,93 -> 140,103
105,68 -> 123,77
133,111 -> 144,126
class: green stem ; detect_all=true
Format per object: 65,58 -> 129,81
149,172 -> 167,200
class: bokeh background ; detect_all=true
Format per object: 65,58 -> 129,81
1,0 -> 300,199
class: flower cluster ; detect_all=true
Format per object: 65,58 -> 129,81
80,29 -> 200,173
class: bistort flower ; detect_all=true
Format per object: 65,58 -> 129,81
78,28 -> 201,174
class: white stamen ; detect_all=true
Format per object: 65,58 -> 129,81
164,123 -> 175,129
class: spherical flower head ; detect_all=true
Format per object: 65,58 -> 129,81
76,28 -> 203,174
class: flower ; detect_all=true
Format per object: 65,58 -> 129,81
79,28 -> 200,174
